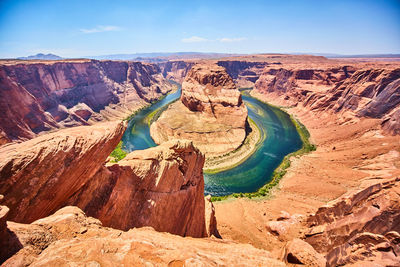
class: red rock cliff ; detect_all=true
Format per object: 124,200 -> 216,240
0,59 -> 174,142
67,139 -> 208,237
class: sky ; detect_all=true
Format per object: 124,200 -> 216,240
0,0 -> 399,58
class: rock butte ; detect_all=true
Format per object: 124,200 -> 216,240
151,63 -> 249,157
0,54 -> 399,266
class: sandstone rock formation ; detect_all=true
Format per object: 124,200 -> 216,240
284,238 -> 326,267
0,121 -> 212,238
1,206 -> 285,266
151,63 -> 248,157
68,139 -> 209,237
0,121 -> 126,223
0,59 -> 174,142
254,64 -> 400,134
305,178 -> 400,266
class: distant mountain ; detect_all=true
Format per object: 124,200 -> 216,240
17,53 -> 63,60
87,52 -> 238,61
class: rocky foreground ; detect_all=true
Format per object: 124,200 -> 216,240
151,63 -> 249,157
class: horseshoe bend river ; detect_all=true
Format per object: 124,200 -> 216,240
121,87 -> 303,196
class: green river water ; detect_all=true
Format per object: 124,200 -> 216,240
121,87 -> 302,196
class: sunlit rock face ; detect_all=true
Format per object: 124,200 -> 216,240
0,59 -> 174,143
68,139 -> 209,237
151,63 -> 248,157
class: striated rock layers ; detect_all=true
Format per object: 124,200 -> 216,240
0,121 -> 126,223
254,65 -> 400,135
67,139 -> 208,237
305,178 -> 400,266
0,59 -> 174,143
0,122 -> 211,238
151,63 -> 248,157
1,206 -> 285,266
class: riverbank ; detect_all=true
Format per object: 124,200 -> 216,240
214,91 -> 400,256
203,117 -> 262,173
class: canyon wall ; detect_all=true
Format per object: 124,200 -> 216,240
151,63 -> 248,157
254,64 -> 400,134
158,59 -> 269,87
0,122 -> 210,238
0,59 -> 174,143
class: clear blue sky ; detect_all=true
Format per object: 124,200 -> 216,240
0,0 -> 399,58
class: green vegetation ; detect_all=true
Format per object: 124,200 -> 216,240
109,141 -> 128,162
211,96 -> 316,202
146,98 -> 179,126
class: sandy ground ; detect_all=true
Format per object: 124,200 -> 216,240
214,97 -> 400,257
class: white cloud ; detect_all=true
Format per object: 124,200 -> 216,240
181,36 -> 209,43
80,25 -> 122,34
219,37 -> 247,43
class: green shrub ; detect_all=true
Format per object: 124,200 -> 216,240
109,141 -> 127,162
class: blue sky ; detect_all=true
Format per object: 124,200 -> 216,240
0,0 -> 399,58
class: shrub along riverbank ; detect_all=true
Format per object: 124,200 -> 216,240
211,100 -> 316,202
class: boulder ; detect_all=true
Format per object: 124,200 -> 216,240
285,238 -> 326,267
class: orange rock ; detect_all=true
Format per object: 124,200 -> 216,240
1,206 -> 285,266
151,63 -> 248,157
68,139 -> 209,237
0,121 -> 126,223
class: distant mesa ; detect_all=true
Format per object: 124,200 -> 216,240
17,53 -> 63,60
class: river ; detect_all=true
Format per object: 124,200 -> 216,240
121,86 -> 302,196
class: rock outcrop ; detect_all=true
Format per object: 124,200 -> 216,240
284,238 -> 326,267
68,139 -> 208,237
1,206 -> 285,266
0,59 -> 174,142
0,121 -> 126,223
254,64 -> 400,134
304,178 -> 400,266
151,63 -> 248,157
0,121 -> 212,238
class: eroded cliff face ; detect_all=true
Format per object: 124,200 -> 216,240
0,59 -> 174,142
151,63 -> 248,157
159,60 -> 194,83
0,123 -> 210,238
67,139 -> 208,237
254,65 -> 400,134
1,206 -> 285,266
305,178 -> 400,266
0,121 -> 126,223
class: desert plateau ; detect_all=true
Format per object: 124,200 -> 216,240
1,1 -> 400,266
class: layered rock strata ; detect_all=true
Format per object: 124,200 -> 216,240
0,59 -> 174,142
254,65 -> 400,134
0,122 -> 211,238
0,121 -> 126,223
151,63 -> 248,157
68,139 -> 208,237
305,178 -> 400,254
1,206 -> 285,266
